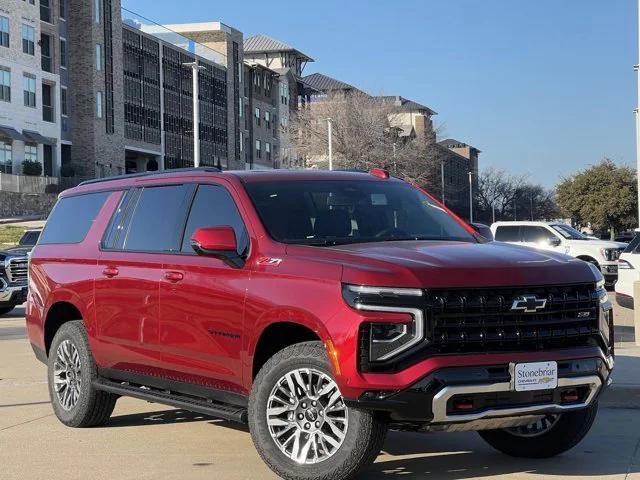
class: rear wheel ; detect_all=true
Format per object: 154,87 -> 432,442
47,320 -> 117,427
249,341 -> 387,480
478,403 -> 598,458
0,306 -> 15,315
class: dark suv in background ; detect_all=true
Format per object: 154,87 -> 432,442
27,168 -> 614,480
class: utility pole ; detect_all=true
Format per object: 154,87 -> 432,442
441,161 -> 445,205
492,202 -> 496,224
327,118 -> 333,171
468,171 -> 473,223
183,61 -> 206,168
392,142 -> 397,174
530,195 -> 534,221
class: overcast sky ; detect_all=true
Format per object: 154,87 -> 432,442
123,0 -> 638,187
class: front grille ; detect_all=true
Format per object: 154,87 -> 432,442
7,257 -> 28,285
427,284 -> 600,354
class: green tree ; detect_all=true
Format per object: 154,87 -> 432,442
556,159 -> 637,239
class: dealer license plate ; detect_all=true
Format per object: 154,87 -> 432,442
514,361 -> 558,392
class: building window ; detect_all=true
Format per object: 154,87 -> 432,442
96,91 -> 103,118
24,143 -> 37,163
255,107 -> 260,126
95,44 -> 102,71
239,97 -> 243,116
0,67 -> 10,102
42,83 -> 54,122
256,140 -> 261,158
60,39 -> 67,68
40,34 -> 52,72
0,17 -> 9,48
59,0 -> 66,19
22,24 -> 35,55
0,141 -> 11,173
94,0 -> 102,23
23,0 -> 36,5
61,87 -> 68,115
237,61 -> 242,84
23,74 -> 36,107
40,0 -> 52,23
265,142 -> 271,161
239,131 -> 244,152
265,111 -> 270,129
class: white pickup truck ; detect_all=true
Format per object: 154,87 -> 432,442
490,221 -> 627,286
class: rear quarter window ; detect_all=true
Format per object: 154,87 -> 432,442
39,192 -> 110,245
494,225 -> 520,242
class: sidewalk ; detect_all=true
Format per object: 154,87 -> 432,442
601,300 -> 640,408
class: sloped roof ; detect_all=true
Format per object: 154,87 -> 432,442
302,73 -> 365,94
439,138 -> 480,151
244,34 -> 313,61
377,96 -> 437,115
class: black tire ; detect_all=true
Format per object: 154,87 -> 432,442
0,305 -> 15,315
478,403 -> 598,458
249,341 -> 387,480
47,320 -> 117,427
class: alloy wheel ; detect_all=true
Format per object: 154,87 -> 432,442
266,367 -> 349,464
53,339 -> 82,411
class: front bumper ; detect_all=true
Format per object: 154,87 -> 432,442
345,350 -> 612,430
0,277 -> 28,305
601,263 -> 618,283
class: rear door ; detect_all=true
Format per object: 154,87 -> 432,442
158,182 -> 251,393
617,234 -> 640,297
95,184 -> 193,375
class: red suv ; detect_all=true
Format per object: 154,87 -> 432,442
26,168 -> 614,480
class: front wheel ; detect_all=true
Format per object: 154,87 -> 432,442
478,403 -> 598,458
47,320 -> 118,427
249,341 -> 387,480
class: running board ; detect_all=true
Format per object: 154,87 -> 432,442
93,378 -> 248,423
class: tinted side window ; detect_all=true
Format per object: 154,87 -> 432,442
123,185 -> 192,252
494,226 -> 520,242
181,184 -> 249,254
521,226 -> 556,243
40,192 -> 110,244
625,233 -> 640,253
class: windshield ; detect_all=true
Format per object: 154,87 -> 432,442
244,180 -> 476,246
551,224 -> 588,240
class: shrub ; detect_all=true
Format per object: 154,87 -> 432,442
22,160 -> 43,176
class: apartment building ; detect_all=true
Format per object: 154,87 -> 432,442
242,62 -> 279,169
244,34 -> 317,168
0,0 -> 62,177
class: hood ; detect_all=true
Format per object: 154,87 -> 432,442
288,240 -> 597,288
0,246 -> 32,259
570,239 -> 627,249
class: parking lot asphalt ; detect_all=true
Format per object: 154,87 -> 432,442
1,301 -> 640,480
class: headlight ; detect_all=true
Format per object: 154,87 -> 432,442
600,248 -> 621,262
343,284 -> 425,363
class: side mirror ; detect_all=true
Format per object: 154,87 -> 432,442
190,226 -> 245,268
549,237 -> 562,247
470,223 -> 494,242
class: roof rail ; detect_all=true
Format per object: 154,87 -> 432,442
78,167 -> 222,186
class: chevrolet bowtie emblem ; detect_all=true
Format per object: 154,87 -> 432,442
511,295 -> 547,313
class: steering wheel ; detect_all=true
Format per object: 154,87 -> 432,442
375,227 -> 409,238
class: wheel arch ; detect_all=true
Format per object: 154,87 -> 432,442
43,300 -> 85,356
576,255 -> 599,267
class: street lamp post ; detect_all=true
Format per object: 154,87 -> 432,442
327,118 -> 333,171
468,171 -> 473,223
441,161 -> 445,205
183,61 -> 206,168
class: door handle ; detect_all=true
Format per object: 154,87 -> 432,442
102,267 -> 119,278
164,271 -> 184,283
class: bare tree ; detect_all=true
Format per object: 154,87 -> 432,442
288,92 -> 442,188
476,167 -> 529,222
